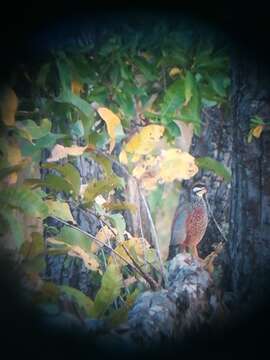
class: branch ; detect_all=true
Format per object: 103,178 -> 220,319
50,216 -> 159,290
139,189 -> 168,287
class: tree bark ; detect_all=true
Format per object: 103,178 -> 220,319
226,54 -> 270,306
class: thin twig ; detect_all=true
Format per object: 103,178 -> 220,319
51,216 -> 159,290
205,197 -> 228,243
51,216 -> 136,270
140,190 -> 168,287
68,202 -> 159,280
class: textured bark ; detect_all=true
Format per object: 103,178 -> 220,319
192,106 -> 233,258
86,253 -> 221,350
226,55 -> 270,305
44,156 -> 103,298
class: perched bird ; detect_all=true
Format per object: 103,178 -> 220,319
168,183 -> 208,260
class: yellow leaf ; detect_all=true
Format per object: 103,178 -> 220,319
102,201 -> 137,214
252,125 -> 264,138
108,237 -> 149,266
158,149 -> 198,182
132,155 -> 158,179
7,141 -> 22,166
169,67 -> 182,77
68,245 -> 100,271
47,144 -> 88,162
6,141 -> 22,185
91,225 -> 117,253
119,149 -> 128,165
124,125 -> 164,157
71,80 -> 83,95
141,52 -> 151,61
97,107 -> 123,153
94,195 -> 107,206
0,87 -> 18,126
141,174 -> 159,191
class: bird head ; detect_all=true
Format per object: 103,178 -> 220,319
191,183 -> 208,198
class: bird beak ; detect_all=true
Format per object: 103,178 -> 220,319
197,188 -> 207,197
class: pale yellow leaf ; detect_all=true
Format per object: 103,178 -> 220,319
7,141 -> 22,166
94,195 -> 107,206
47,144 -> 88,162
169,67 -> 182,77
0,87 -> 18,126
97,107 -> 123,153
158,148 -> 198,182
68,245 -> 100,271
119,149 -> 128,165
123,276 -> 137,287
79,184 -> 88,197
5,141 -> 22,185
91,225 -> 117,253
47,237 -> 68,246
108,237 -> 149,266
132,155 -> 158,179
124,125 -> 164,157
141,174 -> 159,191
252,125 -> 264,138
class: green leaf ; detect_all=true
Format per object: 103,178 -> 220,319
59,285 -> 94,317
42,163 -> 81,197
83,176 -> 123,208
180,78 -> 201,130
22,255 -> 46,273
26,174 -> 73,196
20,133 -> 67,157
108,213 -> 126,235
93,264 -> 122,318
36,63 -> 51,89
45,200 -> 75,222
166,121 -> 181,138
70,120 -> 84,138
160,78 -> 185,117
108,288 -> 140,327
56,225 -> 92,253
196,157 -> 231,181
20,232 -> 44,259
88,131 -> 108,148
0,186 -> 49,219
0,206 -> 24,247
184,71 -> 195,105
17,119 -> 52,140
206,73 -> 230,98
133,57 -> 156,81
147,185 -> 164,220
56,89 -> 93,118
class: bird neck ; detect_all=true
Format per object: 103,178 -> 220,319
191,195 -> 206,209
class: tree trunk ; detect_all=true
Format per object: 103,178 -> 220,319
226,54 -> 270,306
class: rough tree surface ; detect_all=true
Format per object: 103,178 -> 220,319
227,53 -> 270,306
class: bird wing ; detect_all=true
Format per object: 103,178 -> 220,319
170,202 -> 191,246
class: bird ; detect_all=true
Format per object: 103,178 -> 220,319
168,183 -> 208,260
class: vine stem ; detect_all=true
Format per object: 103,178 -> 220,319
205,197 -> 228,243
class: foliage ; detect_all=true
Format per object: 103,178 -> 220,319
0,22 -> 230,327
248,115 -> 270,143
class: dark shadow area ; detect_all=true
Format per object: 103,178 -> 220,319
1,3 -> 270,357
